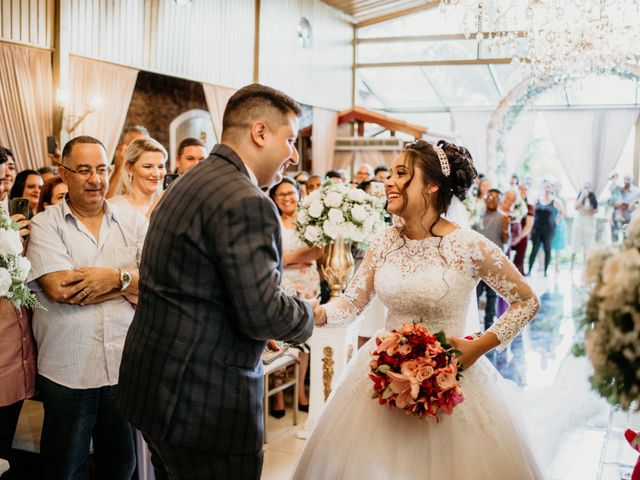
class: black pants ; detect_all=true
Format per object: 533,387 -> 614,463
0,400 -> 23,462
476,281 -> 497,330
528,227 -> 555,275
146,437 -> 264,480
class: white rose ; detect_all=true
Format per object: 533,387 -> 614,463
346,188 -> 367,202
13,256 -> 31,282
324,191 -> 344,208
308,200 -> 324,218
304,226 -> 322,244
297,209 -> 309,225
328,208 -> 345,224
351,204 -> 368,223
323,221 -> 339,240
0,229 -> 23,257
0,267 -> 11,297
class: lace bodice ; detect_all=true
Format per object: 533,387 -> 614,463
326,227 -> 540,350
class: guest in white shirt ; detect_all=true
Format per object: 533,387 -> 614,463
0,147 -> 16,211
26,135 -> 148,480
175,137 -> 207,175
110,137 -> 167,216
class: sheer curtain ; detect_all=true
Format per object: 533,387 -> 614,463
68,56 -> 138,159
544,109 -> 639,195
0,42 -> 53,170
202,83 -> 236,144
311,107 -> 338,176
451,111 -> 493,175
503,112 -> 537,176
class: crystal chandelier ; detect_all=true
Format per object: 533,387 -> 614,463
439,0 -> 640,83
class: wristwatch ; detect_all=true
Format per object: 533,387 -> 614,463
119,269 -> 132,291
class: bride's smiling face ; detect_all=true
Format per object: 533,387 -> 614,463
384,153 -> 437,219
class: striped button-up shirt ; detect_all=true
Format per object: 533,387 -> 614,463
26,199 -> 148,389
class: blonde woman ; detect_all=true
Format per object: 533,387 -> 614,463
110,137 -> 167,216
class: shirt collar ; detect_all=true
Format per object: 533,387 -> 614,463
62,196 -> 119,225
245,165 -> 258,187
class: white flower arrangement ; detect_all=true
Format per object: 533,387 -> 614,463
0,208 -> 39,309
574,217 -> 640,410
296,181 -> 387,249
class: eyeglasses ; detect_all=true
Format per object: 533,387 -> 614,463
62,165 -> 111,178
275,191 -> 298,199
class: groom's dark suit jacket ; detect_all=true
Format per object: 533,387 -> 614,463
117,144 -> 314,454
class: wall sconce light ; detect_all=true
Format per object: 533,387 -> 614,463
57,90 -> 105,134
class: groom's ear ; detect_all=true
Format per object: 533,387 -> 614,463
250,121 -> 269,147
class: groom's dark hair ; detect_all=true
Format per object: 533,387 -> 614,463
221,83 -> 301,141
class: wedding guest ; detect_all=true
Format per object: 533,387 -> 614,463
268,176 -> 323,416
550,181 -> 567,273
0,148 -> 16,211
110,137 -> 167,216
528,180 -> 564,277
326,170 -> 341,183
0,152 -> 35,473
353,163 -> 373,184
36,176 -> 68,213
294,171 -> 310,196
337,168 -> 349,183
175,137 -> 207,175
571,182 -> 598,269
606,172 -> 623,242
107,125 -> 150,198
9,170 -> 43,217
512,183 -> 534,275
26,135 -> 147,479
37,166 -> 58,182
496,189 -> 521,318
612,174 -> 639,241
374,165 -> 390,181
475,189 -> 509,330
306,174 -> 322,193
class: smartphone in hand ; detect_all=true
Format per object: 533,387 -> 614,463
9,197 -> 31,219
163,173 -> 179,190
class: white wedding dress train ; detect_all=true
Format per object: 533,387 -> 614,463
292,227 -> 543,480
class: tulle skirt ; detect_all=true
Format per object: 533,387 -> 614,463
292,337 -> 543,480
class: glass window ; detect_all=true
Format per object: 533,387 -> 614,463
357,40 -> 478,64
357,68 -> 445,110
423,65 -> 500,107
489,64 -> 525,95
358,7 -> 467,38
532,86 -> 568,107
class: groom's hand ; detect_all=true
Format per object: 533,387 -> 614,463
266,339 -> 281,351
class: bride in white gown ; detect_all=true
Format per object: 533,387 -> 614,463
293,140 -> 543,480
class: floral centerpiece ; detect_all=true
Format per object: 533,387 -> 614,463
0,208 -> 39,309
369,323 -> 464,420
573,216 -> 640,411
295,181 -> 387,250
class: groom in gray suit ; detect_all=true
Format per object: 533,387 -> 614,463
117,84 -> 316,479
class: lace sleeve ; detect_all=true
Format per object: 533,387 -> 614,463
471,234 -> 540,351
325,232 -> 384,327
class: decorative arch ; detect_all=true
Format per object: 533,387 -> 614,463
486,64 -> 640,185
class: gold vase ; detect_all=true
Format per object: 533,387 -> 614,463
320,235 -> 354,298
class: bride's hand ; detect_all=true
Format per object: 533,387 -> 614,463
311,300 -> 327,326
447,337 -> 486,369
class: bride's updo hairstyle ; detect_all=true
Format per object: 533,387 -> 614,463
399,139 -> 476,231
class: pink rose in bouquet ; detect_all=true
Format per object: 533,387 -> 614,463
369,323 -> 464,421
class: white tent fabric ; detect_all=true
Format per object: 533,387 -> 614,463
544,109 -> 639,195
311,107 -> 338,175
451,111 -> 493,175
503,112 -> 537,176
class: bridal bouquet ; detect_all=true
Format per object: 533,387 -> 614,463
0,208 -> 39,309
295,181 -> 386,249
369,323 -> 464,420
574,217 -> 640,411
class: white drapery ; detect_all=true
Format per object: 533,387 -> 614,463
503,112 -> 537,176
202,83 -> 236,144
68,56 -> 138,159
451,111 -> 493,176
0,42 -> 53,170
544,109 -> 639,195
311,107 -> 338,175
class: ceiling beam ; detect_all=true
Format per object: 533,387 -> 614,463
356,1 -> 439,27
355,58 -> 513,68
356,31 -> 529,43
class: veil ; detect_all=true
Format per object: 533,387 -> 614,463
444,196 -> 481,334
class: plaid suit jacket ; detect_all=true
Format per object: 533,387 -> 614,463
117,144 -> 314,454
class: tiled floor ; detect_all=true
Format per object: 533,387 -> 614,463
262,267 -> 640,480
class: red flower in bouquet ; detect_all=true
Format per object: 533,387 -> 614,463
369,323 -> 464,421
